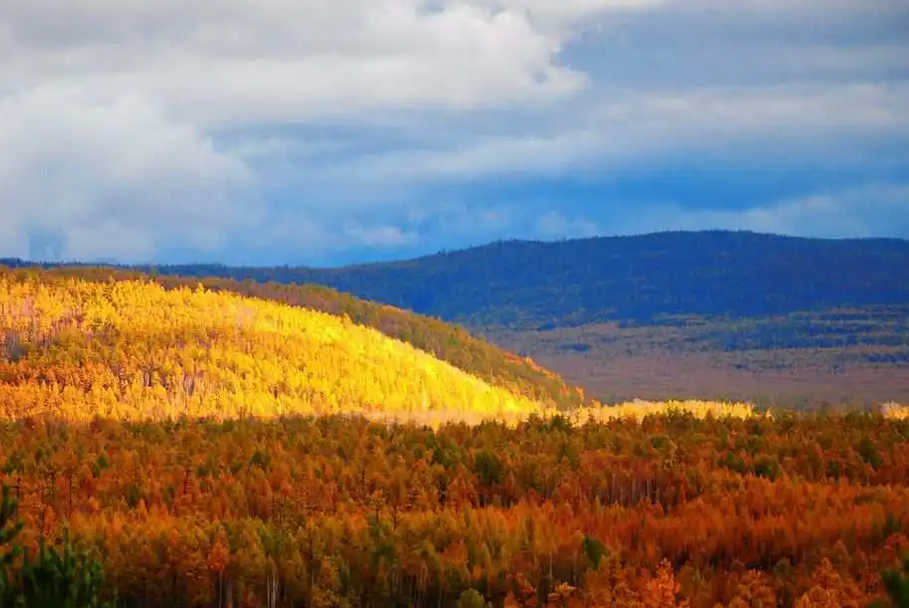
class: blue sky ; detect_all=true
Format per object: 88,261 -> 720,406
1,0 -> 908,265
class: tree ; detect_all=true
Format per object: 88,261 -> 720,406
458,588 -> 487,608
581,536 -> 607,569
880,553 -> 909,608
0,485 -> 110,608
17,530 -> 110,608
0,485 -> 24,604
474,451 -> 503,486
208,529 -> 231,608
642,559 -> 689,608
794,559 -> 864,608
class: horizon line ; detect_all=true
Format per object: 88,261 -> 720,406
2,228 -> 908,271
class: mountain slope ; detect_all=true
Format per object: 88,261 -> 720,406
0,270 -> 544,421
105,231 -> 909,328
0,266 -> 585,408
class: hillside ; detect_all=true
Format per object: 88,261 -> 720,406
87,230 -> 909,328
123,231 -> 909,408
0,270 -> 544,422
0,266 -> 587,409
6,231 -> 908,409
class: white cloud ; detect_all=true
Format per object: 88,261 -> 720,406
1,0 -> 658,261
0,88 -> 257,261
344,224 -> 417,247
315,82 -> 909,186
596,83 -> 909,134
623,184 -> 909,239
335,130 -> 601,182
1,0 -> 627,126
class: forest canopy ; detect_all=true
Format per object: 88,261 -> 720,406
0,270 -> 546,422
1,413 -> 908,607
0,267 -> 907,607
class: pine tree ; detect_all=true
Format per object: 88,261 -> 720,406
881,553 -> 909,608
17,530 -> 110,608
0,485 -> 24,606
0,485 -> 110,608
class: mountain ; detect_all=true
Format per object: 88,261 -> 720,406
86,231 -> 909,328
0,269 -> 548,422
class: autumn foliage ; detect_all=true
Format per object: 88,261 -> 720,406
0,272 -> 541,421
0,269 -> 908,607
0,414 -> 906,607
3,265 -> 587,409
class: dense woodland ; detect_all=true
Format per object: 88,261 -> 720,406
0,268 -> 908,607
0,267 -> 584,410
1,413 -> 909,607
0,272 -> 545,422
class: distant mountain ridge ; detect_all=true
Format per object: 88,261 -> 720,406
4,231 -> 909,328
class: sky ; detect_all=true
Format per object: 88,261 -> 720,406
1,0 -> 908,266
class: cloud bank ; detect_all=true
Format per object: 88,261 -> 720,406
1,0 -> 907,263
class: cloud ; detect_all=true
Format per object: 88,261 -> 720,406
344,224 -> 417,247
0,88 -> 257,262
1,0 -> 625,126
621,184 -> 909,239
311,82 -> 909,187
1,0 -> 659,262
0,0 -> 907,263
597,83 -> 909,134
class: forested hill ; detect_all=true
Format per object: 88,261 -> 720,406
58,231 -> 909,328
5,231 -> 909,328
0,270 -> 556,421
0,267 -> 586,409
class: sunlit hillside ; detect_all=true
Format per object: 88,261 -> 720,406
0,271 -> 543,421
2,264 -> 588,409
